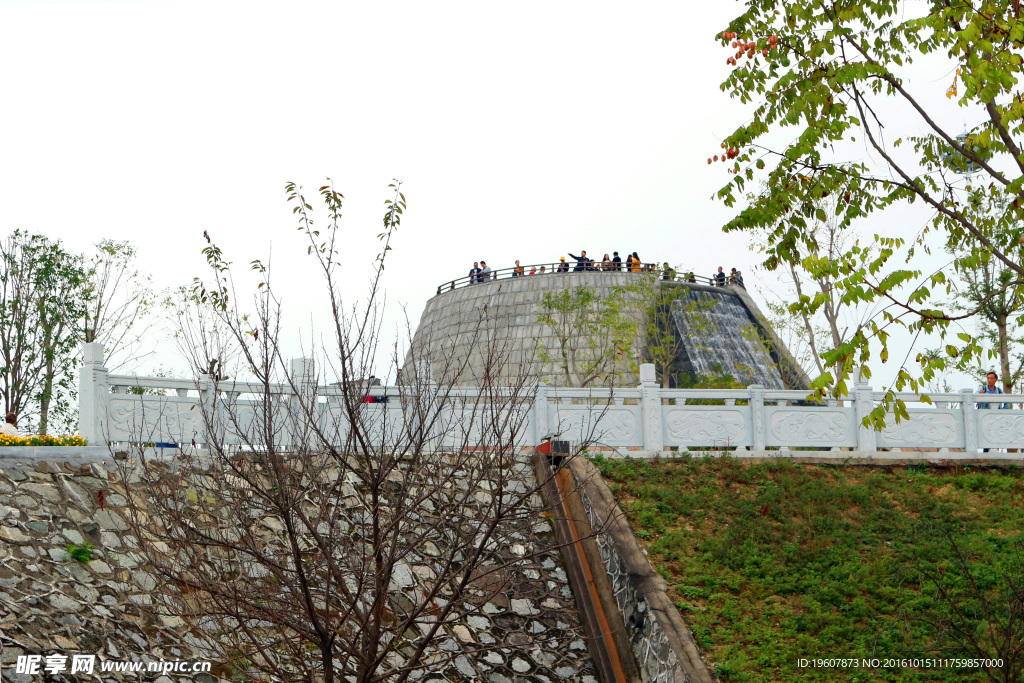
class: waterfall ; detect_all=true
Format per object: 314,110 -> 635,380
670,289 -> 785,389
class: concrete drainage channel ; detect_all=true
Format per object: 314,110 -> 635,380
534,449 -> 716,683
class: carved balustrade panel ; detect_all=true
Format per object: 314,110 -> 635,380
662,407 -> 750,449
550,406 -> 640,448
877,412 -> 962,449
221,400 -> 301,448
764,408 -> 856,448
979,412 -> 1024,448
106,397 -> 200,443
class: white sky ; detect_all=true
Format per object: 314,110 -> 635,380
0,0 -> 996,392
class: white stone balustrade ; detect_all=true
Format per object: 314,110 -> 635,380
78,343 -> 1024,457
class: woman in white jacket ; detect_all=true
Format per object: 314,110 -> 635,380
0,413 -> 19,436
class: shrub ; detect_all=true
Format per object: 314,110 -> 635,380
0,434 -> 86,447
65,543 -> 95,563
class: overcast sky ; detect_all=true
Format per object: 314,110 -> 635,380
0,0 -> 989,391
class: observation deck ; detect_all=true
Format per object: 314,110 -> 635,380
435,261 -> 722,295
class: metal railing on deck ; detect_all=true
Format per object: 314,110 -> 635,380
435,262 -> 737,295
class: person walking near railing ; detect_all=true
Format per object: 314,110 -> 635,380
715,266 -> 727,287
513,260 -> 524,277
978,371 -> 1010,410
612,251 -> 622,270
601,254 -> 612,271
469,262 -> 481,284
481,261 -> 491,282
557,256 -> 569,273
630,252 -> 642,272
978,371 -> 1010,452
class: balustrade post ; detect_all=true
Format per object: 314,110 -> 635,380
639,364 -> 663,455
290,357 -> 316,448
961,389 -> 979,453
854,380 -> 877,453
748,385 -> 765,451
198,373 -> 218,449
78,343 -> 108,445
533,386 -> 549,445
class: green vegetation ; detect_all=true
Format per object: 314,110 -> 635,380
714,0 -> 1024,421
536,284 -> 641,387
65,542 -> 95,563
593,456 -> 1024,682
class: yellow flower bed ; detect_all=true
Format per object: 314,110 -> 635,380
0,434 -> 87,447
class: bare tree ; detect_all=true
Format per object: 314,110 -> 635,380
761,297 -> 827,379
944,197 -> 1024,394
164,283 -> 241,381
754,192 -> 876,386
118,182 -> 606,682
83,239 -> 157,374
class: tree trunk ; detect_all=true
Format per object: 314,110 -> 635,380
38,322 -> 55,436
38,370 -> 51,436
791,264 -> 825,376
997,314 -> 1012,395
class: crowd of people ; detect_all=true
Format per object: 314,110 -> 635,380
466,252 -> 649,282
461,253 -> 745,289
713,266 -> 745,288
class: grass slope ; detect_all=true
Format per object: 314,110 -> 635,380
593,456 -> 1024,682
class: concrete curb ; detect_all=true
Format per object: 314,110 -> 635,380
534,452 -> 636,682
0,446 -> 111,461
633,450 -> 1024,466
567,457 -> 716,683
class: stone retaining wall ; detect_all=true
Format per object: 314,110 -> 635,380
0,458 -> 598,682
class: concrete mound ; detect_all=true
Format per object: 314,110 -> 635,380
408,272 -> 809,389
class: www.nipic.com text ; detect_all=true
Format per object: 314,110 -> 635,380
13,654 -> 212,676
